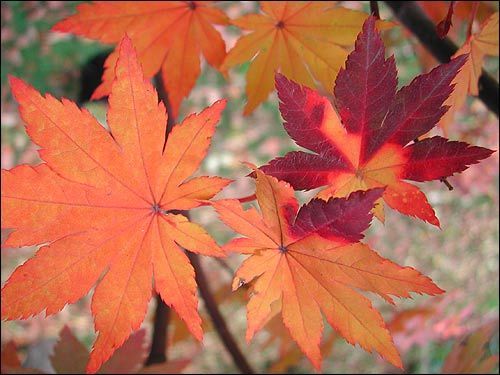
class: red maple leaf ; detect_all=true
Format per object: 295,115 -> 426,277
261,17 -> 494,226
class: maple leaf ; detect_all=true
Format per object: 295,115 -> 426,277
1,36 -> 230,374
1,342 -> 21,373
442,321 -> 499,374
261,17 -> 494,226
213,167 -> 443,370
419,1 -> 496,26
51,326 -> 146,374
262,314 -> 336,373
1,341 -> 43,374
52,1 -> 228,117
439,12 -> 499,132
221,1 -> 393,115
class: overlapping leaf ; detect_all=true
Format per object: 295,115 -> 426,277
51,326 -> 146,374
214,167 -> 443,369
439,12 -> 499,131
442,321 -> 499,374
1,36 -> 230,373
221,1 -> 393,114
1,341 -> 43,374
53,1 -> 228,117
261,17 -> 494,226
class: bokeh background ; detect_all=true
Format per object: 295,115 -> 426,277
1,1 -> 499,373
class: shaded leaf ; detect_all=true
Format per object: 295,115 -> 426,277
221,1 -> 393,114
442,321 -> 499,374
439,12 -> 499,132
53,1 -> 228,117
214,167 -> 443,370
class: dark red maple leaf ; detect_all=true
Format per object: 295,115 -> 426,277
261,16 -> 494,226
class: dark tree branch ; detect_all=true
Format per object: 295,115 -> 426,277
188,253 -> 255,374
145,295 -> 171,365
384,1 -> 499,116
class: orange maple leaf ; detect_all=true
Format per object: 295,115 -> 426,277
52,1 -> 228,117
439,12 -> 499,132
213,167 -> 443,370
1,36 -> 230,373
221,1 -> 393,114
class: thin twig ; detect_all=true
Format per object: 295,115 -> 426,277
384,1 -> 499,117
370,1 -> 380,19
214,257 -> 236,277
188,253 -> 255,374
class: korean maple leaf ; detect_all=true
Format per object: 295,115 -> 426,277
261,17 -> 494,226
213,167 -> 443,370
53,1 -> 228,117
1,36 -> 230,373
221,1 -> 392,114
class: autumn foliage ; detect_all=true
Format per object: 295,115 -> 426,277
261,18 -> 493,226
2,36 -> 228,373
1,1 -> 498,374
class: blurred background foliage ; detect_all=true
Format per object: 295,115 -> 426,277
1,1 -> 499,374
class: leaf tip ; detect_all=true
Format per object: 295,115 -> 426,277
8,75 -> 27,98
231,277 -> 245,291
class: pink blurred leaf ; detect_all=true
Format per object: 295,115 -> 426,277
442,320 -> 499,374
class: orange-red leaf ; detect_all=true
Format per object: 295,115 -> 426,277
53,1 -> 228,117
1,36 -> 228,373
221,1 -> 393,114
214,167 -> 443,370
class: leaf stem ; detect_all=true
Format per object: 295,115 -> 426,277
237,193 -> 257,204
467,1 -> 480,39
214,257 -> 236,277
